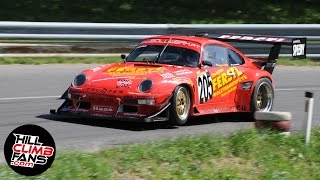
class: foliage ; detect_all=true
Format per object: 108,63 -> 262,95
0,0 -> 319,23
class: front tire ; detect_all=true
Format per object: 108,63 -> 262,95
251,78 -> 274,112
169,86 -> 191,125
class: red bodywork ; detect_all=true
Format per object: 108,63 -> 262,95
60,35 -> 273,122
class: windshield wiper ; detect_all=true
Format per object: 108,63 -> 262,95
154,38 -> 172,63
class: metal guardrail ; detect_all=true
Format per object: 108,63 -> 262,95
0,21 -> 319,57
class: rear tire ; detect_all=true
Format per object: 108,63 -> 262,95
251,78 -> 274,112
169,86 -> 191,125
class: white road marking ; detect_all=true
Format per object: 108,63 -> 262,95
276,88 -> 320,91
276,88 -> 296,91
0,95 -> 60,101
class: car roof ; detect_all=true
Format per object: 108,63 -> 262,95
150,35 -> 232,47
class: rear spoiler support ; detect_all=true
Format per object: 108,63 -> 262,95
195,33 -> 307,73
265,44 -> 281,73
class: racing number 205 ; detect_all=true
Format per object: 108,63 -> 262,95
197,72 -> 213,104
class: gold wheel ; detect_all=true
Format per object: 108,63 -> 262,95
174,86 -> 190,121
176,90 -> 186,117
257,89 -> 263,109
256,82 -> 273,111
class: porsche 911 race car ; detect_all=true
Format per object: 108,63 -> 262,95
51,33 -> 306,125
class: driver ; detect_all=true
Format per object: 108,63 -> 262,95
179,50 -> 199,67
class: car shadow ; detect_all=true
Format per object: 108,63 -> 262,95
36,112 -> 254,131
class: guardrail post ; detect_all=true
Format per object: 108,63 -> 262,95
304,91 -> 314,145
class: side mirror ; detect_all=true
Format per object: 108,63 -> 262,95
202,60 -> 213,67
120,54 -> 126,60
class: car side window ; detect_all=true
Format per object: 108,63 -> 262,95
228,49 -> 244,66
203,45 -> 229,66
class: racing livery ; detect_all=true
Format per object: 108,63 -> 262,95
51,33 -> 306,125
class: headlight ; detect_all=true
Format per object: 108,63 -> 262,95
138,79 -> 152,92
72,74 -> 87,86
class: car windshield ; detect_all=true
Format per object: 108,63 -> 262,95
126,45 -> 200,67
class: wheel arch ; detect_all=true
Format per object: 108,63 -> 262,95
251,75 -> 273,95
168,84 -> 192,125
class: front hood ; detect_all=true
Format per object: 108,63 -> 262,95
87,62 -> 167,85
76,62 -> 196,94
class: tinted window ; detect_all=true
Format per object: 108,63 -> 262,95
228,49 -> 244,65
127,45 -> 200,67
203,45 -> 229,66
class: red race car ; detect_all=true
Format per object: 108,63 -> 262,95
51,33 -> 306,125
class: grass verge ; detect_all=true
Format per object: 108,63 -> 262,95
277,57 -> 320,66
0,57 -> 320,66
1,128 -> 320,179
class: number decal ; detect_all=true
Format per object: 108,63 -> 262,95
197,71 -> 213,104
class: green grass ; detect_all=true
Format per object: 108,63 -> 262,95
277,57 -> 320,66
1,57 -> 320,66
1,128 -> 320,179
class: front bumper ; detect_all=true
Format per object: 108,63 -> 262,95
51,89 -> 172,122
51,101 -> 170,122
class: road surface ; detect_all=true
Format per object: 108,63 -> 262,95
0,65 -> 319,162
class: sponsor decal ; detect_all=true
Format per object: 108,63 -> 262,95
87,87 -> 107,94
92,76 -> 132,82
125,95 -> 158,99
202,105 -> 246,113
212,67 -> 248,97
197,71 -> 213,104
218,35 -> 286,42
172,77 -> 192,84
160,72 -> 175,79
202,107 -> 237,113
236,105 -> 247,111
141,39 -> 201,49
70,108 -> 89,113
92,113 -> 110,118
92,105 -> 113,112
87,87 -> 124,95
4,124 -> 56,176
174,70 -> 193,75
117,79 -> 132,88
123,112 -> 145,117
107,67 -> 164,76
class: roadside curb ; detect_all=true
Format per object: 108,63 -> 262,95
254,111 -> 291,133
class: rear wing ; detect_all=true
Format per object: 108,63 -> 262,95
195,33 -> 307,73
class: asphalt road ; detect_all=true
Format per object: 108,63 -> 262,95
0,65 -> 319,162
